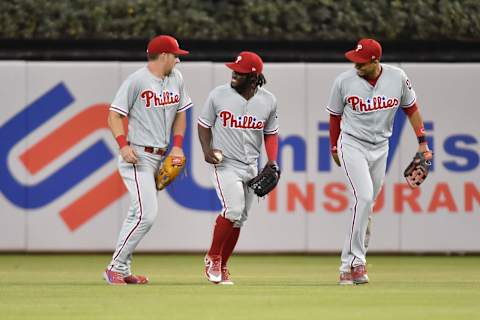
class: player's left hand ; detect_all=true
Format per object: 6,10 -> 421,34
266,160 -> 279,170
247,161 -> 281,197
417,143 -> 430,154
404,147 -> 433,189
156,154 -> 186,191
331,146 -> 341,167
169,146 -> 184,158
332,152 -> 341,167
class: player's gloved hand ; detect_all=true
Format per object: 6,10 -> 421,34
247,161 -> 281,197
404,144 -> 433,189
331,146 -> 341,167
120,145 -> 138,164
266,160 -> 280,172
156,154 -> 186,190
204,148 -> 223,164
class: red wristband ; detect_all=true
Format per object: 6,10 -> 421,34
415,127 -> 425,137
173,135 -> 184,148
115,135 -> 127,149
415,126 -> 427,144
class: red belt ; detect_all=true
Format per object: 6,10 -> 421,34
144,146 -> 166,155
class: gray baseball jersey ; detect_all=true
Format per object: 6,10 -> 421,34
327,63 -> 417,276
110,66 -> 193,148
326,63 -> 416,144
198,83 -> 278,228
198,84 -> 279,165
107,65 -> 192,278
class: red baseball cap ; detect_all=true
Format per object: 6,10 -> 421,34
226,51 -> 263,75
147,35 -> 189,55
345,38 -> 382,63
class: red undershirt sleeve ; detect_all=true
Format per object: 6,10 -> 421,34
329,114 -> 341,153
402,103 -> 418,117
264,133 -> 279,161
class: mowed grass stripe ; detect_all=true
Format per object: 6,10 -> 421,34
0,255 -> 479,320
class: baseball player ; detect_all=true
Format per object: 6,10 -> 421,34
104,35 -> 192,285
327,39 -> 432,285
198,52 -> 279,285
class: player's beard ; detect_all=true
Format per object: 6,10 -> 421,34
231,80 -> 249,94
231,74 -> 255,95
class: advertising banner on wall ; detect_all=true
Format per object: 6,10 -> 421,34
0,61 -> 478,252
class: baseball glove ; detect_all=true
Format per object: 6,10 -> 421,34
247,163 -> 280,197
156,155 -> 186,190
403,151 -> 433,189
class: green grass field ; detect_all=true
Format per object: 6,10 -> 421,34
0,254 -> 479,320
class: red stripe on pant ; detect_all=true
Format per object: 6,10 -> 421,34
339,134 -> 359,268
214,165 -> 228,217
110,164 -> 143,267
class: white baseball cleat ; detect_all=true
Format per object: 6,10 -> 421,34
103,269 -> 127,285
219,266 -> 234,285
352,265 -> 369,285
204,254 -> 222,283
338,271 -> 353,285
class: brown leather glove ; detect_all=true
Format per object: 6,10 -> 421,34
156,155 -> 186,190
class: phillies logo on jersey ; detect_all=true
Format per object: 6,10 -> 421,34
347,95 -> 399,113
141,89 -> 179,108
219,111 -> 265,130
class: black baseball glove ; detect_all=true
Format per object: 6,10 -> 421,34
403,151 -> 433,189
248,162 -> 281,197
